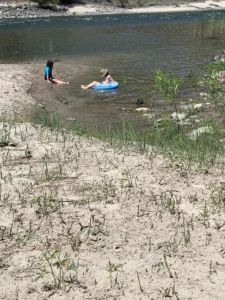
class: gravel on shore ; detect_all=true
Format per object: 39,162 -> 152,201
1,1 -> 225,19
0,3 -> 68,19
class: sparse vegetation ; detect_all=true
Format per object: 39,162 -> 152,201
2,3 -> 225,299
36,244 -> 79,290
1,101 -> 225,298
195,13 -> 225,40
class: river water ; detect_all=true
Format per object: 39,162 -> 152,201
1,11 -> 225,123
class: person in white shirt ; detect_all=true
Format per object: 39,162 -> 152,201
81,69 -> 114,89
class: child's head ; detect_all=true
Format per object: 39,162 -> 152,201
100,69 -> 108,77
46,60 -> 54,68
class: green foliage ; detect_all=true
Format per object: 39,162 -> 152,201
25,144 -> 32,158
31,105 -> 87,136
202,61 -> 225,123
203,68 -> 219,97
32,106 -> 61,130
120,75 -> 127,84
196,13 -> 225,40
153,68 -> 183,103
203,61 -> 225,97
153,68 -> 183,131
36,245 -> 79,290
33,196 -> 60,216
30,101 -> 225,169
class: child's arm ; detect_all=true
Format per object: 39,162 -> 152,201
46,74 -> 51,82
107,75 -> 114,83
46,67 -> 52,82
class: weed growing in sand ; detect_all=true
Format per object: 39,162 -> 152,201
200,202 -> 210,228
36,245 -> 79,290
159,191 -> 181,215
106,261 -> 122,288
210,183 -> 225,212
30,104 -> 225,170
32,195 -> 60,217
154,254 -> 173,278
136,271 -> 144,293
159,284 -> 179,299
25,144 -> 32,158
182,214 -> 192,245
32,106 -> 61,130
121,167 -> 135,188
155,235 -> 182,257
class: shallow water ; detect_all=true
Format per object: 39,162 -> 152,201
1,11 -> 225,123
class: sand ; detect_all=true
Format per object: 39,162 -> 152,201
68,0 -> 225,15
0,62 -> 86,118
1,63 -> 225,300
0,64 -> 34,117
1,117 -> 225,300
1,0 -> 225,16
1,3 -> 225,298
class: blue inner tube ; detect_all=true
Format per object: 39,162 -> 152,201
93,81 -> 119,91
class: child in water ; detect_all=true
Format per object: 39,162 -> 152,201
44,60 -> 70,84
81,69 -> 114,89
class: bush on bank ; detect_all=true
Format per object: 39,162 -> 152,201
31,0 -> 73,7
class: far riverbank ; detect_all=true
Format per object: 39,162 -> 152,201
1,1 -> 225,19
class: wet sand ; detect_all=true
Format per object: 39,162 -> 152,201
0,62 -> 87,118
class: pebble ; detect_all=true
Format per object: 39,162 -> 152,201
135,107 -> 149,112
0,4 -> 68,19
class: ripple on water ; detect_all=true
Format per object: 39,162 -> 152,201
1,11 -> 225,123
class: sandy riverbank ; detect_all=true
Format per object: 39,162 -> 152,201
0,62 -> 86,118
68,0 -> 225,15
1,63 -> 225,300
0,1 -> 225,18
1,6 -> 225,298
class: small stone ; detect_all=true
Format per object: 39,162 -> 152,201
199,92 -> 208,97
171,112 -> 186,120
187,126 -> 214,141
135,107 -> 149,112
142,113 -> 154,119
193,103 -> 203,110
180,104 -> 193,111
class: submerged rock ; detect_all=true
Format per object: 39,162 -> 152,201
199,92 -> 208,98
136,99 -> 144,105
187,126 -> 214,141
193,103 -> 203,110
142,113 -> 154,119
180,104 -> 193,111
135,107 -> 149,112
216,71 -> 225,83
171,112 -> 186,120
